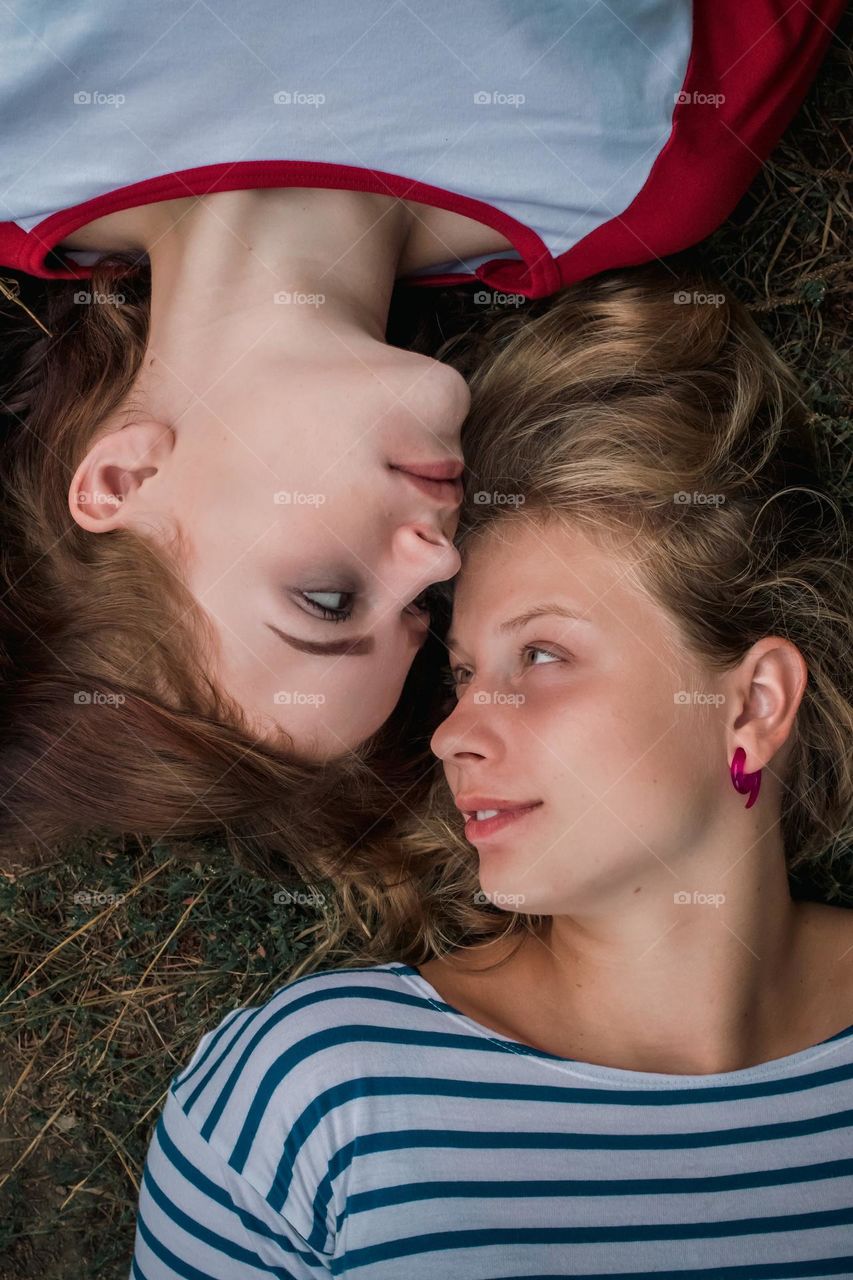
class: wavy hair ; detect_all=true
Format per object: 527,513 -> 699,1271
0,257 -> 448,893
320,262 -> 853,974
2,261 -> 849,980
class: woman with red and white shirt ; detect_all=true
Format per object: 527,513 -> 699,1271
0,1 -> 843,857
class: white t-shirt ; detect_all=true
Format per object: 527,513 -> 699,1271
0,1 -> 844,298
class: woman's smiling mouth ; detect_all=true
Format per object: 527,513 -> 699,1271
454,795 -> 544,842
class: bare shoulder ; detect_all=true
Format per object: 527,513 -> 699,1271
418,945 -> 528,1039
419,947 -> 512,1001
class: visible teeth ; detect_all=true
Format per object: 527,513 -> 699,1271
475,809 -> 500,820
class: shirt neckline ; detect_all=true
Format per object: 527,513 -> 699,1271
18,159 -> 563,296
393,963 -> 853,1089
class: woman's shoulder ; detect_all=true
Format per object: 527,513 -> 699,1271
169,962 -> 425,1115
143,965 -> 417,1261
171,962 -> 412,1085
157,965 -> 425,1211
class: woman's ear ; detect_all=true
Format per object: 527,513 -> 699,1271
68,421 -> 176,532
726,636 -> 809,774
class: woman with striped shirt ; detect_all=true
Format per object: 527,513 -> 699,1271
131,267 -> 853,1277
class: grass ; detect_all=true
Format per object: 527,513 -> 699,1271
1,18 -> 851,1277
0,845 -> 333,1277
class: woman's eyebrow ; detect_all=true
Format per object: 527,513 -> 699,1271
499,603 -> 589,632
446,603 -> 589,652
265,623 -> 374,656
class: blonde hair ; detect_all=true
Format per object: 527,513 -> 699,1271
331,263 -> 853,971
2,262 -> 849,979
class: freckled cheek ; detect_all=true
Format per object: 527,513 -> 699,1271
528,685 -> 664,799
503,692 -> 599,796
576,698 -> 701,829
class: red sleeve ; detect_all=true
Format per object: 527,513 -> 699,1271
544,0 -> 846,292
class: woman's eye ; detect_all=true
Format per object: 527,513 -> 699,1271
524,645 -> 563,666
442,666 -> 472,696
298,590 -> 354,622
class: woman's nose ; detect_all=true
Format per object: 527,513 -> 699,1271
430,692 -> 491,764
389,523 -> 462,602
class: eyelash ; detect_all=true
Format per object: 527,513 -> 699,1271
444,643 -> 565,689
297,592 -> 354,623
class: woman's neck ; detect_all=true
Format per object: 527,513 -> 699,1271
67,187 -> 512,398
423,862 -> 853,1075
142,187 -> 413,351
59,186 -> 515,290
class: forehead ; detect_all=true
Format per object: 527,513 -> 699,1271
449,513 -> 686,658
454,516 -> 621,610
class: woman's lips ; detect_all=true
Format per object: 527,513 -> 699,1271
456,801 -> 544,843
391,463 -> 464,505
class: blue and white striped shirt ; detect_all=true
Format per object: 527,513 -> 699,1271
131,961 -> 853,1278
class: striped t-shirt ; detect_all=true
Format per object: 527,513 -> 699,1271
131,961 -> 853,1278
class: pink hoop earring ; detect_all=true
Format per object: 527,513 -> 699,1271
730,747 -> 761,809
